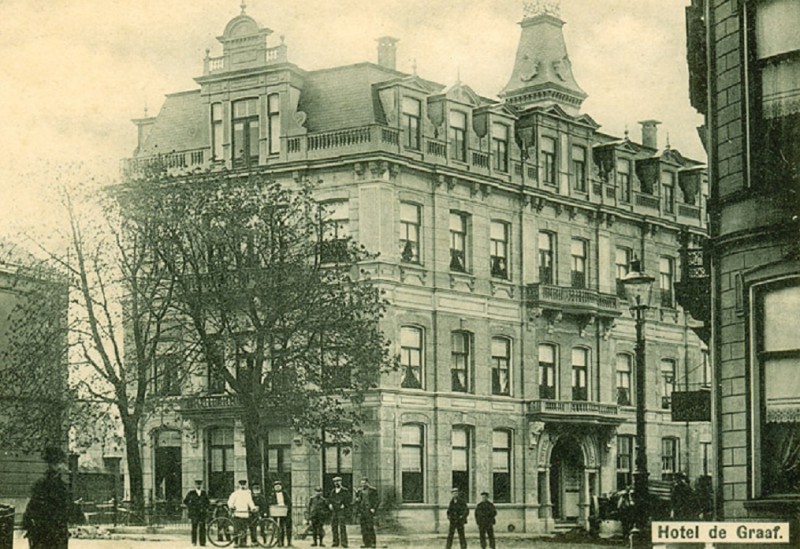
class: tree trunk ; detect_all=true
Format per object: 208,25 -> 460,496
242,410 -> 263,487
122,415 -> 145,521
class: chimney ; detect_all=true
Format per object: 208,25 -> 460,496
639,120 -> 662,149
377,36 -> 399,70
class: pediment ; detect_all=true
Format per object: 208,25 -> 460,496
444,83 -> 483,107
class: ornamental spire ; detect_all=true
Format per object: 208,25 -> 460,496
523,0 -> 561,20
240,1 -> 247,15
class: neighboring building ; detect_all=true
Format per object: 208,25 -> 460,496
126,4 -> 710,533
686,0 -> 800,543
0,258 -> 69,520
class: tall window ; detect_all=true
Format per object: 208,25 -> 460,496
154,353 -> 181,397
492,430 -> 512,503
402,97 -> 421,150
570,238 -> 588,289
490,221 -> 509,279
232,98 -> 259,167
538,344 -> 557,399
400,326 -> 423,389
322,433 -> 352,494
617,158 -> 631,202
491,337 -> 511,396
451,427 -> 471,499
265,429 -> 292,493
661,437 -> 679,480
662,171 -> 675,213
400,203 -> 421,263
492,123 -> 509,172
572,145 -> 587,192
321,201 -> 349,263
541,136 -> 557,186
207,338 -> 226,395
701,441 -> 712,477
702,349 -> 711,387
401,424 -> 424,502
616,354 -> 632,406
538,232 -> 555,284
211,103 -> 224,161
572,348 -> 589,401
451,332 -> 471,393
268,93 -> 281,155
616,435 -> 635,490
659,256 -> 675,308
661,359 -> 676,409
449,111 -> 467,162
615,247 -> 632,298
449,212 -> 468,272
755,280 -> 800,496
208,427 -> 234,498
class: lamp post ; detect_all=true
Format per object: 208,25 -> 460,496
621,259 -> 655,548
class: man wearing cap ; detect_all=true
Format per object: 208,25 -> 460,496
228,479 -> 257,547
184,479 -> 211,546
445,487 -> 469,549
354,477 -> 378,548
249,482 -> 269,545
268,480 -> 293,546
475,492 -> 497,549
326,476 -> 351,548
306,487 -> 328,547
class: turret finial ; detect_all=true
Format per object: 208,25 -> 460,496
523,0 -> 561,19
624,125 -> 629,141
412,58 -> 417,76
240,1 -> 247,15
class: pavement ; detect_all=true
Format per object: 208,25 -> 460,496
12,527 -> 630,548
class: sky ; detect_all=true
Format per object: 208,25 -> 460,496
0,0 -> 704,243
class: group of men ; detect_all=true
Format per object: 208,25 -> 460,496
183,476 -> 379,548
446,488 -> 498,549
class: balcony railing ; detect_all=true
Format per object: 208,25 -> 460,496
526,283 -> 620,317
678,203 -> 701,219
181,394 -> 241,412
527,399 -> 623,425
121,149 -> 207,179
635,192 -> 660,210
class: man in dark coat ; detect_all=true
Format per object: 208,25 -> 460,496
306,487 -> 328,547
249,482 -> 269,546
354,477 -> 378,548
327,476 -> 351,548
184,479 -> 211,546
445,487 -> 469,549
22,446 -> 71,549
268,480 -> 293,547
475,492 -> 497,549
671,472 -> 697,520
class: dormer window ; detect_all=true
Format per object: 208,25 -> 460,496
268,94 -> 280,155
211,103 -> 224,161
402,97 -> 422,151
662,171 -> 675,213
449,111 -> 467,162
492,123 -> 509,173
232,98 -> 259,167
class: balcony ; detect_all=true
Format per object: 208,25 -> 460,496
526,399 -> 624,426
526,283 -> 620,318
121,149 -> 207,179
180,394 -> 241,416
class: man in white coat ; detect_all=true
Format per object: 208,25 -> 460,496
228,479 -> 257,547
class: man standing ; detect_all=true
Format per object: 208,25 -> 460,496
327,476 -> 351,548
268,480 -> 293,547
250,482 -> 269,546
306,487 -> 328,547
184,479 -> 210,546
475,492 -> 497,549
445,487 -> 469,549
22,447 -> 71,549
354,477 -> 378,548
228,479 -> 257,547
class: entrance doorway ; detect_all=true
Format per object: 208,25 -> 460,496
549,436 -> 583,521
154,430 -> 182,505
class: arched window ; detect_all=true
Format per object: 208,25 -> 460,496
401,424 -> 425,503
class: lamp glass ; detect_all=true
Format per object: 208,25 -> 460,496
622,265 -> 655,308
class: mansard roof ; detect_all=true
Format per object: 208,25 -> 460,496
137,90 -> 207,157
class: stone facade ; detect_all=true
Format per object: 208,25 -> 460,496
130,5 -> 711,534
687,0 -> 800,545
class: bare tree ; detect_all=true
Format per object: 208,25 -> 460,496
121,173 -> 397,483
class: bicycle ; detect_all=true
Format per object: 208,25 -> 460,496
208,511 -> 280,547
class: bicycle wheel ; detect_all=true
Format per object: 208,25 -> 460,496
207,516 -> 235,547
255,517 -> 280,548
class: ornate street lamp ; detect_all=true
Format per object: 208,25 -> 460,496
621,259 -> 654,547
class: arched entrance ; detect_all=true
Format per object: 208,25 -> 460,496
549,436 -> 583,521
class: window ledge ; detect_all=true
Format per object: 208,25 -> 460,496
449,271 -> 476,292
